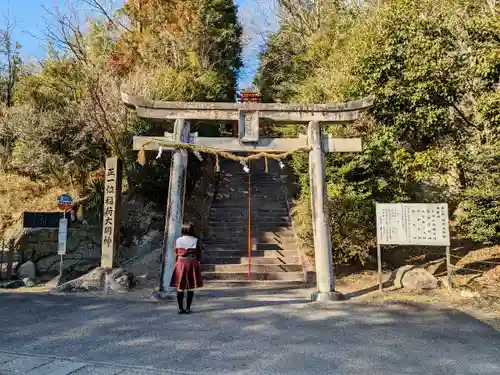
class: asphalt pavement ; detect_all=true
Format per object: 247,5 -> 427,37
0,288 -> 499,374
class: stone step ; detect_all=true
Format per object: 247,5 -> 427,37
212,206 -> 288,210
207,229 -> 294,235
202,271 -> 304,281
204,242 -> 296,249
208,226 -> 292,232
204,243 -> 297,250
210,208 -> 289,212
203,249 -> 297,257
200,256 -> 301,265
220,174 -> 282,179
208,215 -> 290,219
208,226 -> 292,231
219,177 -> 282,181
206,232 -> 295,241
211,202 -> 288,207
255,243 -> 296,250
207,230 -> 293,237
201,264 -> 303,273
208,222 -> 291,227
210,207 -> 289,210
207,223 -> 291,228
212,196 -> 287,201
217,184 -> 284,189
204,237 -> 296,244
216,190 -> 284,194
209,211 -> 289,216
204,243 -> 296,251
210,204 -> 288,209
210,220 -> 291,225
217,185 -> 284,189
209,216 -> 290,223
216,189 -> 285,194
208,214 -> 290,220
212,206 -> 287,211
209,217 -> 291,222
203,279 -> 307,287
216,189 -> 285,193
215,193 -> 287,197
209,209 -> 289,214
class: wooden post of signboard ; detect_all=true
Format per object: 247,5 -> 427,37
101,157 -> 123,269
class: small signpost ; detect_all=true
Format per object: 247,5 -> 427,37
57,194 -> 73,278
375,203 -> 452,293
57,194 -> 74,212
57,218 -> 68,277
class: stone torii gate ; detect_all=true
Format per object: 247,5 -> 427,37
122,93 -> 373,301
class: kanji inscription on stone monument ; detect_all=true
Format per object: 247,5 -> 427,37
101,157 -> 123,268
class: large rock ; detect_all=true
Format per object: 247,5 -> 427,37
394,265 -> 414,289
23,278 -> 36,287
56,267 -> 136,293
0,280 -> 25,289
104,268 -> 136,292
17,260 -> 36,280
56,267 -> 105,292
398,267 -> 438,291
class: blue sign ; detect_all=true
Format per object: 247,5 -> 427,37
57,194 -> 74,211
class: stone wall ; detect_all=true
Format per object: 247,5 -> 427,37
18,224 -> 101,277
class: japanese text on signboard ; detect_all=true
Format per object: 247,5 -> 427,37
376,203 -> 450,246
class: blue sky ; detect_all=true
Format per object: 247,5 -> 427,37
0,0 -> 278,88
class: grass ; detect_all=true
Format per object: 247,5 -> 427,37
0,173 -> 78,238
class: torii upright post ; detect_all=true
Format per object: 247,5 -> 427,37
308,121 -> 340,301
159,119 -> 190,293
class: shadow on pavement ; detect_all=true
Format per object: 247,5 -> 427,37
0,290 -> 499,375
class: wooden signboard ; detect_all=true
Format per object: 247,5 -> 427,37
23,212 -> 71,229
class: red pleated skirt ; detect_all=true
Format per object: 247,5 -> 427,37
170,258 -> 203,290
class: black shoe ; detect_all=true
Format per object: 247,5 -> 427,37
185,309 -> 192,314
178,309 -> 186,315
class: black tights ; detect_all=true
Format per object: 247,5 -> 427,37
177,291 -> 194,310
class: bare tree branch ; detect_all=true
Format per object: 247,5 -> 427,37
80,0 -> 131,32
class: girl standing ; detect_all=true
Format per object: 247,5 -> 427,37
170,222 -> 203,314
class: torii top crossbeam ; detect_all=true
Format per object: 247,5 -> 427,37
121,93 -> 373,123
122,92 -> 373,147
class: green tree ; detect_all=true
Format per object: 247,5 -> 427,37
257,0 -> 500,263
0,27 -> 22,107
115,0 -> 242,101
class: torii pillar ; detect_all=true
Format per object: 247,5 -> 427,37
122,93 -> 373,301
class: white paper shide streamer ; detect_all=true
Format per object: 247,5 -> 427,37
156,146 -> 163,159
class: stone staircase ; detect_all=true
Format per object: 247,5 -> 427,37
202,157 -> 304,283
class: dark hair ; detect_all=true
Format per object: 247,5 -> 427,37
181,222 -> 195,236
